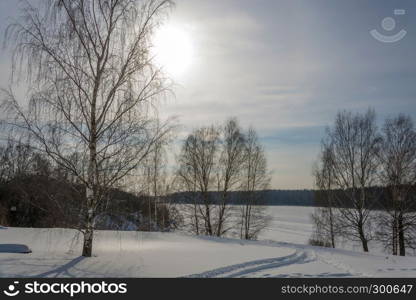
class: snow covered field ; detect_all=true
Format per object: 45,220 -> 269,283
260,206 -> 314,244
1,206 -> 416,278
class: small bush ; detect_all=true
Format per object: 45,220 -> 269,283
308,238 -> 332,248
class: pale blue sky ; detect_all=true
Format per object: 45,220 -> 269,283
1,0 -> 416,188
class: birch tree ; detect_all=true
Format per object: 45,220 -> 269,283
312,143 -> 338,248
215,118 -> 246,237
176,126 -> 219,235
327,109 -> 381,252
1,0 -> 173,256
239,127 -> 270,240
378,114 -> 416,256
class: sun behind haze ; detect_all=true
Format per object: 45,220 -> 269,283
152,22 -> 194,78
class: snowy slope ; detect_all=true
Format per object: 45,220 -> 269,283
1,206 -> 416,278
1,227 -> 416,278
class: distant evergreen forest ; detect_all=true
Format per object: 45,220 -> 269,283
168,190 -> 316,206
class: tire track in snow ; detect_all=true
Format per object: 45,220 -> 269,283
185,251 -> 314,278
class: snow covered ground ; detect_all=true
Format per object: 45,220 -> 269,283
260,206 -> 314,244
1,206 -> 416,278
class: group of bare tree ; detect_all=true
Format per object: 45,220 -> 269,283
0,132 -> 180,232
377,115 -> 416,255
175,118 -> 270,240
312,109 -> 416,256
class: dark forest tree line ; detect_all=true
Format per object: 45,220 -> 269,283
0,136 -> 179,231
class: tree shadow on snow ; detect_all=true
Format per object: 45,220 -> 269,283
32,256 -> 86,278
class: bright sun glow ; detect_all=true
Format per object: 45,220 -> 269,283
153,25 -> 194,77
